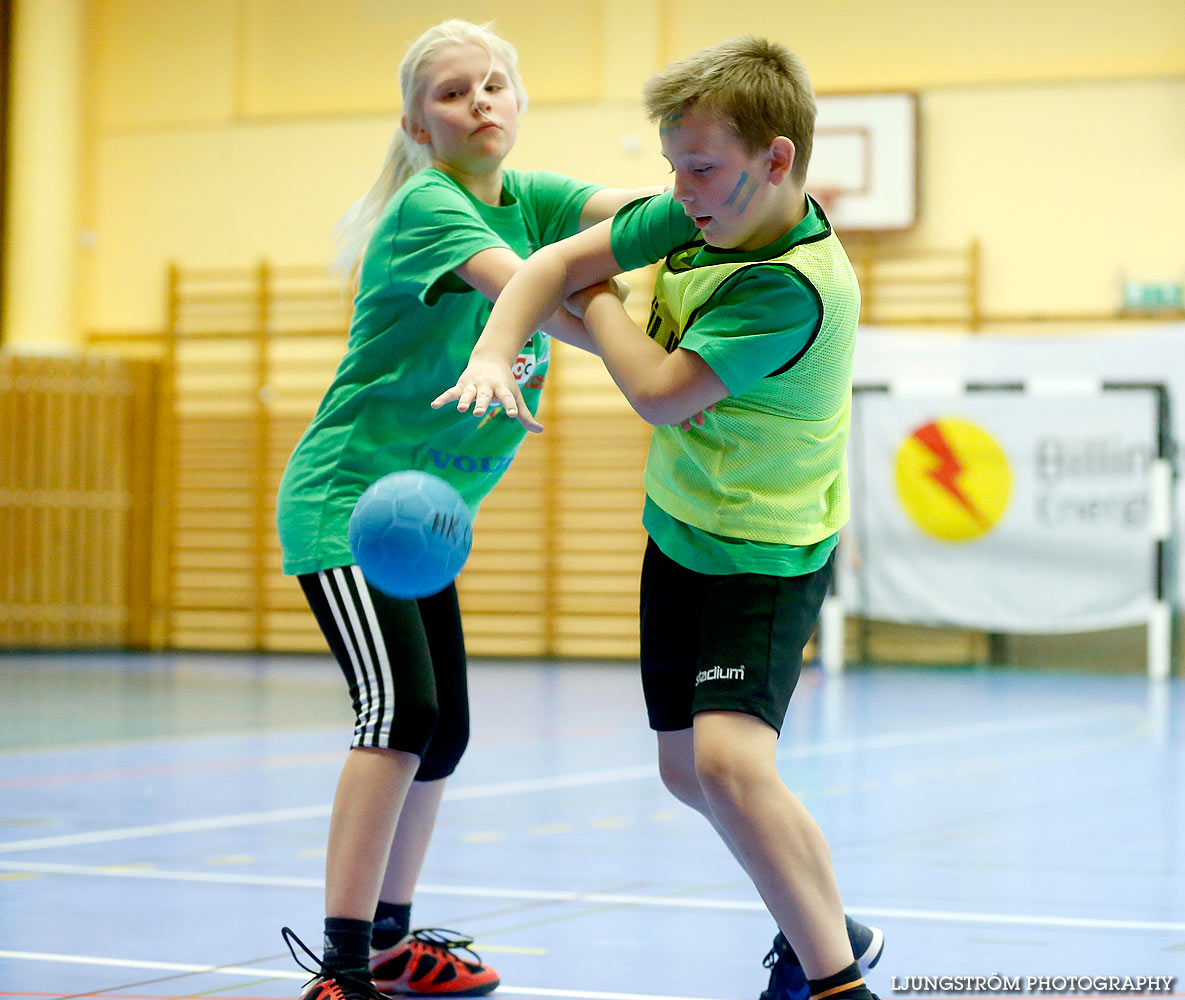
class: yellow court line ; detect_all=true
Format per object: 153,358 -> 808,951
593,816 -> 631,829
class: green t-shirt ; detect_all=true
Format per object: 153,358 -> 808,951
611,192 -> 843,577
277,167 -> 599,576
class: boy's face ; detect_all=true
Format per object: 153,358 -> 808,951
660,105 -> 789,251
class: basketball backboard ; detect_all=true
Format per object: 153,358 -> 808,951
807,92 -> 918,232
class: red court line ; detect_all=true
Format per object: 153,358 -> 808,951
0,994 -> 280,999
5,993 -> 1178,1000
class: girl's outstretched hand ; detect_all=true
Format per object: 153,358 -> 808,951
431,357 -> 544,433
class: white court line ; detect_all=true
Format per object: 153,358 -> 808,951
0,949 -> 733,1000
1,861 -> 1182,934
0,947 -> 305,978
0,860 -> 323,886
0,768 -> 657,854
773,706 -> 1143,760
0,805 -> 333,854
0,705 -> 1141,855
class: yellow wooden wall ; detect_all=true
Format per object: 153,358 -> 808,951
0,354 -> 157,647
67,0 -> 1185,340
82,261 -> 658,657
86,0 -> 1185,127
5,245 -> 1093,659
5,0 -> 1183,658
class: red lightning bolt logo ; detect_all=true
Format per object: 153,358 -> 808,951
910,422 -> 990,528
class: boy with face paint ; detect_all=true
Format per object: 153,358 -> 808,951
436,35 -> 884,1000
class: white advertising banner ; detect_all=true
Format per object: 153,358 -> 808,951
842,386 -> 1163,633
851,322 -> 1185,595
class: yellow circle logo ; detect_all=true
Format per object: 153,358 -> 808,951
895,417 -> 1012,542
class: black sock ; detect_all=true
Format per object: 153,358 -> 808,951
323,917 -> 373,976
372,901 -> 412,949
809,961 -> 874,1000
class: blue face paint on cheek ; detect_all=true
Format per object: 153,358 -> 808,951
723,172 -> 759,214
735,179 -> 759,214
723,172 -> 749,207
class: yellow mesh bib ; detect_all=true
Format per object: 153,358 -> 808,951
642,230 -> 859,544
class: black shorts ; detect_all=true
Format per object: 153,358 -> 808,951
297,566 -> 469,780
638,537 -> 834,734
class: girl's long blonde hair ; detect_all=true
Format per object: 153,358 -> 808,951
333,19 -> 528,285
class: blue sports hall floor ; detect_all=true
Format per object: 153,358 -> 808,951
0,651 -> 1182,998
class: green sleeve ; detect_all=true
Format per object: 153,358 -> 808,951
511,169 -> 604,246
379,177 -> 509,307
609,190 -> 698,271
679,267 -> 822,396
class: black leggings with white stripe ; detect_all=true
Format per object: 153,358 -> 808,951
298,565 -> 469,781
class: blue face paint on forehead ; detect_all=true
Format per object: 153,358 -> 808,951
659,112 -> 684,137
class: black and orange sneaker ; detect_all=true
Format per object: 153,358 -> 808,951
370,928 -> 500,996
297,975 -> 386,1000
282,926 -> 388,1000
759,917 -> 884,1000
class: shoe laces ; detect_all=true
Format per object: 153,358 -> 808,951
760,933 -> 801,1000
407,927 -> 485,969
282,926 -> 388,1000
764,931 -> 791,968
759,944 -> 780,1000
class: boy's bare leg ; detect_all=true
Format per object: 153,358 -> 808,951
325,747 -> 421,918
657,727 -> 752,871
690,710 -> 855,981
378,777 -> 448,903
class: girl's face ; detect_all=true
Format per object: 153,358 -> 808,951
408,43 -> 520,175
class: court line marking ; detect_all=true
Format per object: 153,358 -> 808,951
0,951 -> 736,1000
0,861 -> 1181,934
0,948 -> 300,979
0,806 -> 333,854
0,705 -> 1142,855
0,750 -> 344,790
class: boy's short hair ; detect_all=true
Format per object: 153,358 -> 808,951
643,37 -> 816,183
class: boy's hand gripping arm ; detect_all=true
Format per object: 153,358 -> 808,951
568,285 -> 729,428
431,220 -> 622,432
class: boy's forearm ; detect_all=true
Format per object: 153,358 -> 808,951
581,293 -> 673,424
435,223 -> 621,428
539,307 -> 598,354
472,248 -> 570,363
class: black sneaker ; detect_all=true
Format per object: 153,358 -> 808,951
845,916 -> 885,970
283,926 -> 389,1000
759,937 -> 808,1000
759,917 -> 884,1000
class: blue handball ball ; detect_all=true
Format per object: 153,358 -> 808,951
348,471 -> 473,599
